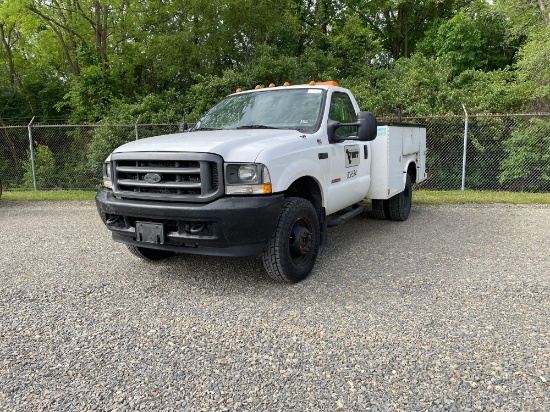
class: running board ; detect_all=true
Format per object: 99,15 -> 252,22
326,205 -> 365,228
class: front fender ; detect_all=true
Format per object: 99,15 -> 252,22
259,156 -> 326,207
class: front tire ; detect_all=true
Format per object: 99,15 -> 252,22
387,174 -> 412,221
262,197 -> 320,283
126,245 -> 174,261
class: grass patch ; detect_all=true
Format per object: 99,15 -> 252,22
413,190 -> 550,205
1,189 -> 548,204
1,190 -> 97,201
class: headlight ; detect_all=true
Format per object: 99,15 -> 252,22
238,165 -> 259,182
103,161 -> 113,189
225,163 -> 272,194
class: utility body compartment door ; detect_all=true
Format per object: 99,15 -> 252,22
366,123 -> 426,200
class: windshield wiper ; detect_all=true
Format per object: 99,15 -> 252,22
194,127 -> 222,131
236,125 -> 280,129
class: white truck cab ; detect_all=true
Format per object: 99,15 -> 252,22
96,82 -> 426,282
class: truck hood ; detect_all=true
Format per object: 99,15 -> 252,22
113,129 -> 304,162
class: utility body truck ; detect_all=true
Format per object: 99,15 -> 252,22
96,81 -> 426,282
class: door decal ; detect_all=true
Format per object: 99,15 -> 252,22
345,145 -> 360,168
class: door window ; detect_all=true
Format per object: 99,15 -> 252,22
329,92 -> 357,139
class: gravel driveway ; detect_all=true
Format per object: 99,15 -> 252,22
0,201 -> 548,411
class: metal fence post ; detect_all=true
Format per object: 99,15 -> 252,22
27,116 -> 37,191
461,105 -> 468,191
135,115 -> 141,140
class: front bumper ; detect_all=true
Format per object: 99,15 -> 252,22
96,189 -> 284,257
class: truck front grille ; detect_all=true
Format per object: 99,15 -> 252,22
111,152 -> 223,202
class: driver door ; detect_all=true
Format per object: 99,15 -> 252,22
326,92 -> 371,213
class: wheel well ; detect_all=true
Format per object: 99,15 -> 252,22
285,176 -> 323,211
285,176 -> 326,244
407,162 -> 417,184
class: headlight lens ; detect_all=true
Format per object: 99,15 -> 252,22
238,165 -> 258,182
225,164 -> 271,194
103,161 -> 113,189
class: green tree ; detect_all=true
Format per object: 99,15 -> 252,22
514,26 -> 550,111
500,117 -> 550,192
417,1 -> 513,75
344,54 -> 454,116
23,143 -> 56,189
345,0 -> 473,61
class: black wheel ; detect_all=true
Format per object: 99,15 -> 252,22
387,174 -> 412,221
262,197 -> 320,283
371,199 -> 388,220
126,245 -> 174,261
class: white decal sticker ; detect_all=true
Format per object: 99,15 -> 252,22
345,145 -> 360,168
377,126 -> 387,136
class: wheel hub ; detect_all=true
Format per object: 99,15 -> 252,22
289,222 -> 313,258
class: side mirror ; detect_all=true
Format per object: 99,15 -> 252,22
356,111 -> 377,141
327,111 -> 377,143
179,122 -> 189,132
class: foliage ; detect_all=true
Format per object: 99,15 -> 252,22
500,118 -> 550,192
513,26 -> 550,112
23,143 -> 56,189
449,69 -> 520,114
417,1 -> 513,75
1,0 -> 549,194
3,0 -> 548,122
344,55 -> 455,116
58,66 -> 122,123
86,126 -> 133,179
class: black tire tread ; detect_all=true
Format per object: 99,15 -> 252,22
371,199 -> 387,220
262,197 -> 320,283
387,174 -> 412,221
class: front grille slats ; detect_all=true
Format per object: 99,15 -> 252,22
116,166 -> 201,174
111,152 -> 223,202
117,179 -> 202,189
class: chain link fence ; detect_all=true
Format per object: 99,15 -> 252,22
0,123 -> 180,191
397,114 -> 550,192
1,114 -> 549,192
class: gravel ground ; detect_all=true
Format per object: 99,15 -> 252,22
0,201 -> 548,411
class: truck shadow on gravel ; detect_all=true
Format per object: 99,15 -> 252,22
139,207 -> 408,289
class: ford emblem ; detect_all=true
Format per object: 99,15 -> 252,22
144,173 -> 162,184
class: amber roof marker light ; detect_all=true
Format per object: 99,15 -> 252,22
315,81 -> 339,86
235,80 -> 337,93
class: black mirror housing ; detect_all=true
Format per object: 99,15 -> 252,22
327,111 -> 377,143
356,111 -> 377,141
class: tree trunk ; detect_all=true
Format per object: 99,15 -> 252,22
93,1 -> 109,72
27,5 -> 81,75
538,0 -> 550,25
0,24 -> 16,87
0,119 -> 20,165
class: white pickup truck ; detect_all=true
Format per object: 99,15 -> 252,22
96,82 -> 426,282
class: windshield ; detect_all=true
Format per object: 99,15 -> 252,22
194,88 -> 325,132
